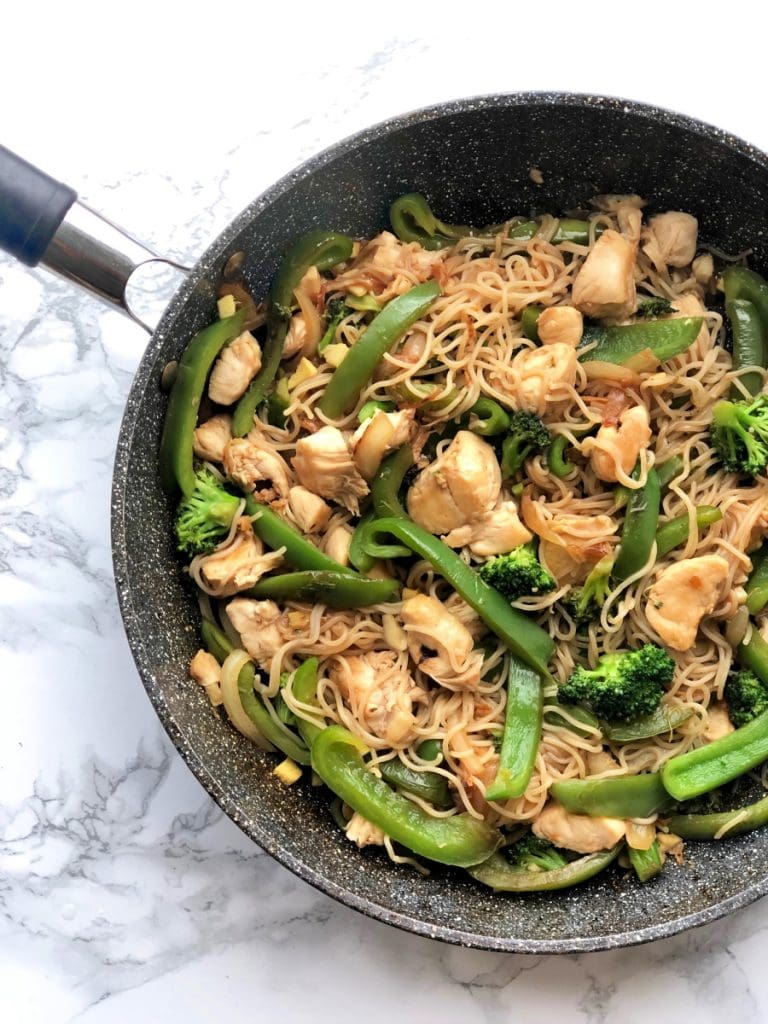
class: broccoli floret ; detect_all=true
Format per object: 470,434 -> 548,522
562,553 -> 615,625
724,670 -> 768,728
710,394 -> 768,476
507,834 -> 568,873
318,297 -> 352,353
175,468 -> 241,555
500,411 -> 551,478
636,296 -> 676,318
478,544 -> 556,601
558,643 -> 675,722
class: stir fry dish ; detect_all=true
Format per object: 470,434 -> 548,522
160,192 -> 768,891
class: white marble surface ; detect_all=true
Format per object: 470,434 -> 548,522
3,5 -> 768,1020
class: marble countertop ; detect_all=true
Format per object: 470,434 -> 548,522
3,6 -> 768,1021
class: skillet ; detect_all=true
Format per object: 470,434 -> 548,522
3,92 -> 768,952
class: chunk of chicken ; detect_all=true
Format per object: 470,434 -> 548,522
704,703 -> 735,742
510,342 -> 578,415
671,292 -> 710,355
444,499 -> 533,556
330,651 -> 420,747
407,431 -> 501,534
208,332 -> 262,405
350,409 -> 415,480
645,211 -> 698,270
447,728 -> 499,813
282,313 -> 308,359
189,649 -> 223,707
323,523 -> 353,566
332,230 -> 443,303
226,598 -> 285,668
193,413 -> 233,464
646,555 -> 730,651
287,485 -> 332,534
581,404 -> 652,483
223,438 -> 292,498
401,593 -> 483,689
536,305 -> 584,347
345,812 -> 385,849
532,802 -> 626,854
572,229 -> 637,320
198,520 -> 284,597
292,426 -> 369,514
521,493 -> 618,568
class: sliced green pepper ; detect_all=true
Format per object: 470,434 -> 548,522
379,752 -> 453,811
200,618 -> 231,664
389,193 -> 470,250
654,506 -> 723,558
547,434 -> 573,478
469,397 -> 511,437
614,466 -> 660,580
543,701 -> 601,738
244,496 -> 355,574
747,542 -> 768,615
628,840 -> 663,882
319,281 -> 441,418
348,510 -> 376,573
468,845 -> 620,892
520,306 -> 541,342
291,658 -> 323,748
358,399 -> 395,422
247,570 -> 398,607
389,378 -> 459,412
508,218 -> 601,246
311,725 -> 501,867
370,444 -> 411,519
159,309 -> 247,495
485,657 -> 542,802
667,791 -> 768,839
578,317 -> 703,366
738,628 -> 768,684
602,704 -> 693,743
551,773 -> 671,818
655,455 -> 684,490
233,231 -> 354,435
726,298 -> 766,398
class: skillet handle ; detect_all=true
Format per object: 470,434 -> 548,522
0,144 -> 188,331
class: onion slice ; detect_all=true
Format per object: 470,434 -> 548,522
220,649 -> 274,750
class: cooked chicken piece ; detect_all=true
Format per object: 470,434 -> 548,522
287,485 -> 332,534
351,409 -> 415,480
532,802 -> 626,854
443,592 -> 486,639
537,305 -> 584,347
704,703 -> 735,742
692,253 -> 714,287
189,649 -> 223,707
671,292 -> 710,354
226,598 -> 285,668
292,426 -> 370,515
444,499 -> 533,556
644,211 -> 698,270
223,438 -> 292,497
407,431 -> 501,534
581,405 -> 652,483
198,520 -> 284,597
448,728 -> 499,812
572,229 -> 637,320
330,651 -> 420,746
332,230 -> 443,303
208,331 -> 262,405
282,313 -> 309,359
193,413 -> 233,464
522,493 -> 618,567
646,555 -> 730,651
511,342 -> 578,415
401,593 -> 483,689
345,812 -> 385,848
323,523 -> 353,566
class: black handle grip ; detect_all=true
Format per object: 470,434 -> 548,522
0,145 -> 77,267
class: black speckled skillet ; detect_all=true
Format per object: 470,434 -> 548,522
3,93 -> 768,952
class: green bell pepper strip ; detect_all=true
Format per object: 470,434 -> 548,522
389,378 -> 460,412
371,444 -> 412,518
613,466 -> 660,580
667,792 -> 768,840
661,709 -> 768,801
628,840 -> 663,882
233,231 -> 354,435
469,844 -> 621,892
485,657 -> 542,802
543,701 -> 601,738
200,619 -> 310,765
290,658 -> 323,748
310,725 -> 501,867
508,218 -> 602,246
551,773 -> 672,818
319,281 -> 441,418
737,629 -> 768,684
602,704 -> 693,743
379,756 -> 453,810
746,542 -> 768,615
389,193 -> 471,250
723,266 -> 768,383
247,570 -> 399,607
578,317 -> 703,366
726,298 -> 765,398
654,505 -> 723,559
416,738 -> 443,763
348,511 -> 376,573
469,397 -> 511,437
159,309 -> 247,496
655,455 -> 684,491
358,399 -> 395,422
244,496 -> 356,574
520,306 -> 541,342
548,434 -> 573,478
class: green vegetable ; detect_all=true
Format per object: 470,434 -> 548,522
370,444 -> 412,520
319,281 -> 441,418
747,542 -> 768,615
291,658 -> 323,748
348,511 -> 376,573
485,656 -> 542,801
389,377 -> 459,412
661,708 -> 768,801
200,618 -> 232,664
558,644 -> 674,722
551,773 -> 671,818
417,739 -> 443,763
477,545 -> 556,601
469,845 -> 620,892
469,397 -> 511,436
247,570 -> 398,607
310,725 -> 501,867
726,298 -> 765,398
628,840 -> 663,882
318,297 -> 352,354
543,701 -> 601,737
379,749 -> 453,810
654,505 -> 723,558
548,434 -> 574,478
562,553 -> 615,626
655,455 -> 685,491
508,218 -> 601,246
636,296 -> 676,318
389,193 -> 470,250
500,411 -> 551,478
614,466 -> 660,580
245,496 -> 355,574
520,306 -> 541,341
358,399 -> 395,422
738,628 -> 768,684
602,704 -> 693,743
265,375 -> 290,427
159,309 -> 247,495
233,231 -> 354,435
724,671 -> 768,728
174,468 -> 241,555
346,293 -> 382,313
709,394 -> 768,476
667,791 -> 768,839
506,834 -> 568,872
578,317 -> 703,366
